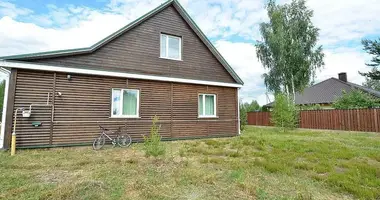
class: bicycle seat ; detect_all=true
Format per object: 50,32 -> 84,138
99,125 -> 109,131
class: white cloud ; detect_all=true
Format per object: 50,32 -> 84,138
0,1 -> 32,18
307,0 -> 380,47
315,49 -> 370,85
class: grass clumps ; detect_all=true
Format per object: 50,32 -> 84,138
0,126 -> 379,199
143,115 -> 166,157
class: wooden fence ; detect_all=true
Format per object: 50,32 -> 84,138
247,109 -> 380,132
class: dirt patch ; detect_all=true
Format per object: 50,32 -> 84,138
36,170 -> 81,184
335,167 -> 348,174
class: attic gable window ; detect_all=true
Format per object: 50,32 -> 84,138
160,34 -> 182,60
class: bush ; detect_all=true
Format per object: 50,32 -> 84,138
271,93 -> 298,131
143,115 -> 165,157
333,89 -> 380,109
299,104 -> 322,110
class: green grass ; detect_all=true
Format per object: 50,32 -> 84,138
0,126 -> 379,199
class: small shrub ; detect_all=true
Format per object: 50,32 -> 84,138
271,93 -> 298,131
143,115 -> 165,157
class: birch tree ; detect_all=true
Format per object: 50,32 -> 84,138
256,0 -> 324,102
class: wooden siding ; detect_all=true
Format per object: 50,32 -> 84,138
26,5 -> 236,84
8,70 -> 238,148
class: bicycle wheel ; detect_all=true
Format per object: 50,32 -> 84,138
93,135 -> 105,150
117,134 -> 132,147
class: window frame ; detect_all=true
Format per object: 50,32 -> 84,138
111,88 -> 140,118
198,93 -> 217,118
160,33 -> 182,61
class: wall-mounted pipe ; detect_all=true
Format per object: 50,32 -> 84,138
22,93 -> 51,118
11,108 -> 24,156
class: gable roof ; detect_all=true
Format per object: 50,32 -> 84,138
264,77 -> 380,107
0,0 -> 243,85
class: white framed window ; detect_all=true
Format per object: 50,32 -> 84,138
111,88 -> 139,118
198,94 -> 217,117
160,33 -> 182,60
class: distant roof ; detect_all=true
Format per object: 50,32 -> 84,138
264,77 -> 380,107
0,0 -> 243,85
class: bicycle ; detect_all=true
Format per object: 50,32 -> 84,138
93,125 -> 132,150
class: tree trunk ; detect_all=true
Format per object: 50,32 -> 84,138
291,74 -> 296,103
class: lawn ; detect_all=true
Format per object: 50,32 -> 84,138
0,126 -> 379,200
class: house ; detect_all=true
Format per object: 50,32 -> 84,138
264,72 -> 380,108
0,0 -> 243,149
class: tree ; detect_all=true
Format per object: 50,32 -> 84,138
271,93 -> 298,131
256,0 -> 324,101
360,38 -> 380,80
242,100 -> 261,112
332,90 -> 380,109
363,67 -> 380,91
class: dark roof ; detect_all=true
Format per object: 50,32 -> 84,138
265,77 -> 380,107
0,0 -> 243,85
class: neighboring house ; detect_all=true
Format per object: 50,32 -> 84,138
264,72 -> 380,108
0,0 -> 243,149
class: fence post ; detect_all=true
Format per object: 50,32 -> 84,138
356,109 -> 361,131
374,109 -> 379,132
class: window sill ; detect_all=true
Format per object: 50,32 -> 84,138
159,57 -> 182,61
109,116 -> 141,119
198,116 -> 219,119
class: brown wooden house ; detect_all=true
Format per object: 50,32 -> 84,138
0,0 -> 243,149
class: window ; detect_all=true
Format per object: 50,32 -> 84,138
111,89 -> 139,118
198,94 -> 216,117
160,34 -> 181,60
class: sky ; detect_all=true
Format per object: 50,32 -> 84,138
0,0 -> 379,105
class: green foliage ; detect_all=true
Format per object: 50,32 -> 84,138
332,90 -> 380,109
143,115 -> 165,157
239,101 -> 248,132
363,67 -> 380,90
299,104 -> 322,110
360,38 -> 380,80
241,100 -> 261,112
271,93 -> 298,131
256,0 -> 324,99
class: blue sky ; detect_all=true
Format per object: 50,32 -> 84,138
0,0 -> 379,105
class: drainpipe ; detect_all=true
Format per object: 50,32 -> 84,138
0,67 -> 10,150
237,88 -> 241,135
